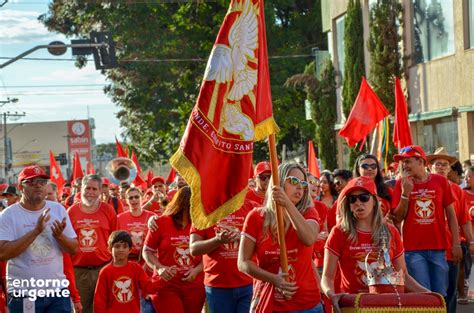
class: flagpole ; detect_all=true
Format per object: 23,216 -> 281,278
268,133 -> 289,276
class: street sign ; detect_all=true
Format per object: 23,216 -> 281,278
47,41 -> 67,56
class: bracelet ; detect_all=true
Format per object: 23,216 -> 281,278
400,195 -> 409,200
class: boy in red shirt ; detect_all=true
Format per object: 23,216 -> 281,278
94,230 -> 157,313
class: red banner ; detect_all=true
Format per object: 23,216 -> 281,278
67,120 -> 91,168
171,0 -> 278,229
49,150 -> 65,197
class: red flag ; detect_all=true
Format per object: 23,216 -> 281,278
393,77 -> 413,149
339,77 -> 389,148
115,136 -> 128,158
166,167 -> 176,185
72,153 -> 84,181
170,0 -> 279,229
86,162 -> 95,175
49,150 -> 65,197
146,169 -> 154,187
131,150 -> 141,174
133,174 -> 148,191
307,141 -> 321,178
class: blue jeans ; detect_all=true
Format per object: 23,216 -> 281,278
405,249 -> 449,296
140,296 -> 155,313
446,261 -> 459,313
205,284 -> 252,313
8,292 -> 71,313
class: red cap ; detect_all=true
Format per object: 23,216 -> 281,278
388,162 -> 399,171
254,161 -> 271,177
393,145 -> 426,162
101,177 -> 110,186
109,183 -> 118,189
151,176 -> 165,185
337,176 -> 377,203
18,165 -> 49,185
61,187 -> 71,196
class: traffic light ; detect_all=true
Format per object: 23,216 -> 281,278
71,31 -> 117,70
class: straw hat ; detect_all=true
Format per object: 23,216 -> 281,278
426,147 -> 458,165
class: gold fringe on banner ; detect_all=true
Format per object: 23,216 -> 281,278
254,117 -> 279,142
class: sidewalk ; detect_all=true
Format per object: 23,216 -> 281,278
457,301 -> 474,313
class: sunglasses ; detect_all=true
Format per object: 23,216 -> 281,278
286,176 -> 309,189
22,178 -> 48,186
309,179 -> 319,185
347,193 -> 372,204
334,180 -> 343,186
400,146 -> 415,153
360,163 -> 378,170
127,195 -> 140,200
257,174 -> 271,181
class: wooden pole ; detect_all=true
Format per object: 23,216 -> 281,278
268,133 -> 289,275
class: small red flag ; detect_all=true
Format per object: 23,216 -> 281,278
115,136 -> 128,158
393,77 -> 413,149
307,141 -> 321,178
131,150 -> 141,174
49,150 -> 65,197
72,152 -> 84,181
170,0 -> 279,229
339,77 -> 390,148
146,169 -> 154,187
166,167 -> 176,185
86,162 -> 95,175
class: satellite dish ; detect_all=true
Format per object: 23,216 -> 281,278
47,41 -> 67,56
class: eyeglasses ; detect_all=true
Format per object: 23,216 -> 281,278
309,179 -> 319,185
127,195 -> 140,200
22,178 -> 48,186
360,163 -> 378,170
285,176 -> 308,189
257,174 -> 271,181
334,180 -> 343,186
347,193 -> 372,204
400,146 -> 415,153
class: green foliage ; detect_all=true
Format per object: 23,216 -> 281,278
40,1 -> 325,165
341,0 -> 366,168
367,0 -> 403,161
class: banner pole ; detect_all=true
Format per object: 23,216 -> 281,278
268,133 -> 289,276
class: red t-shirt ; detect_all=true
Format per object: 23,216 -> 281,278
63,253 -> 80,303
143,216 -> 203,289
190,200 -> 255,288
242,207 -> 321,312
325,223 -> 403,294
107,196 -> 124,215
118,210 -> 156,258
445,182 -> 470,261
464,189 -> 474,219
143,201 -> 162,216
313,200 -> 327,268
68,202 -> 118,266
327,201 -> 338,232
94,261 -> 157,313
0,261 -> 5,313
245,188 -> 265,206
166,189 -> 178,201
392,173 -> 455,251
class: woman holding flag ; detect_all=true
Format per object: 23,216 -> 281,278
238,163 -> 323,313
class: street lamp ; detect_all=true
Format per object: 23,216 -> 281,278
0,98 -> 18,106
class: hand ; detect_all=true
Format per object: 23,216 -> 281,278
215,228 -> 240,244
152,190 -> 163,202
73,301 -> 83,313
35,208 -> 51,235
452,245 -> 462,262
182,266 -> 202,282
157,266 -> 177,281
329,292 -> 348,313
148,216 -> 159,231
400,176 -> 413,197
271,186 -> 292,208
51,217 -> 67,238
272,272 -> 298,300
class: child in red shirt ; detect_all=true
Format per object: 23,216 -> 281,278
94,230 -> 157,313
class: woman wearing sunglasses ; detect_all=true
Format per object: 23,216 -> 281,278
354,154 -> 393,217
321,177 -> 428,313
238,163 -> 323,313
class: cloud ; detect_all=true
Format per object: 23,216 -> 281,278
0,10 -> 64,44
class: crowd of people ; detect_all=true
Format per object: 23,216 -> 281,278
0,144 -> 473,313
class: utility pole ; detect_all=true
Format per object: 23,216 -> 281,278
4,112 -> 26,180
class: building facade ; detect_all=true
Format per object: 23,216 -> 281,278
322,0 -> 474,166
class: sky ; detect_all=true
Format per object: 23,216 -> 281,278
0,0 -> 122,144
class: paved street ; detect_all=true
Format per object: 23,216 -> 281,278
458,301 -> 474,313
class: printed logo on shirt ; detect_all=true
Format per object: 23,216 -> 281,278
414,198 -> 435,219
30,231 -> 53,258
130,230 -> 145,251
215,218 -> 243,251
79,228 -> 97,247
175,246 -> 192,267
113,276 -> 134,303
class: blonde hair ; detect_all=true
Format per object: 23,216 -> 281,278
339,194 -> 390,246
261,163 -> 313,242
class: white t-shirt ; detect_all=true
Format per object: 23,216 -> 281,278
0,200 -> 77,292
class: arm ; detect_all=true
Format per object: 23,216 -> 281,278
190,231 -> 239,256
142,247 -> 176,281
272,186 -> 318,246
237,235 -> 297,298
182,260 -> 203,282
462,221 -> 473,243
392,177 -> 413,223
0,209 -> 50,261
93,271 -> 108,313
446,204 -> 462,261
321,250 -> 345,313
392,254 -> 429,292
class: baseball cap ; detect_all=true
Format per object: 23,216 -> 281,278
2,185 -> 18,196
254,161 -> 271,177
101,177 -> 111,186
393,145 -> 427,162
337,176 -> 377,203
388,162 -> 399,171
151,176 -> 165,185
18,165 -> 49,185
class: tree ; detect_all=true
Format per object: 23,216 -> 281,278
367,0 -> 403,161
342,0 -> 366,167
39,1 -> 325,164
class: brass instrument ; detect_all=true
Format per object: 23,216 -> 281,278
105,157 -> 138,185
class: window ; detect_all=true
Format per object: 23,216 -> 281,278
422,116 -> 458,156
335,15 -> 345,81
412,0 -> 455,63
470,0 -> 474,48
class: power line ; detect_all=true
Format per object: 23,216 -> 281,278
3,84 -> 106,88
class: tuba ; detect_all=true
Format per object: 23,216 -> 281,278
105,157 -> 137,185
